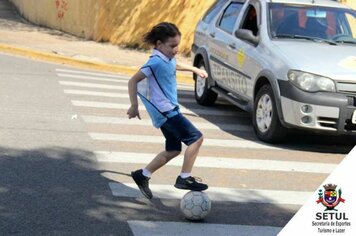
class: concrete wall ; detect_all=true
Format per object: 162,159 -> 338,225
8,0 -> 356,54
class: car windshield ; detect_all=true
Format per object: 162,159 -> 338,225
268,3 -> 356,44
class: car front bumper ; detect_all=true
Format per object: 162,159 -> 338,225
278,80 -> 356,134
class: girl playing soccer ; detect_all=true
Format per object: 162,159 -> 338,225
127,22 -> 208,199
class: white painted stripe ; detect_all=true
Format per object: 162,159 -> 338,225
95,151 -> 335,173
59,81 -> 127,90
63,90 -> 197,104
89,133 -> 280,150
72,100 -> 245,117
60,80 -> 195,95
109,182 -> 312,205
64,89 -> 128,98
56,68 -> 194,88
82,115 -> 252,131
56,68 -> 124,78
59,74 -> 194,90
177,83 -> 193,90
58,73 -> 128,83
59,78 -> 193,90
128,221 -> 282,236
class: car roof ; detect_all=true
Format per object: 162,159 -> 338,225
267,0 -> 349,9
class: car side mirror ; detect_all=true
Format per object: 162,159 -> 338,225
235,29 -> 259,46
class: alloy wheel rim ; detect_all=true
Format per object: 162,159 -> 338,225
196,65 -> 206,98
256,94 -> 273,133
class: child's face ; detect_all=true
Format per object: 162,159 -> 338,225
156,35 -> 181,59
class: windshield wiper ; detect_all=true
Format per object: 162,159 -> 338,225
334,39 -> 356,45
274,34 -> 337,45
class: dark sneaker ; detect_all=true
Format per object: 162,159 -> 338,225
174,176 -> 208,191
131,169 -> 153,199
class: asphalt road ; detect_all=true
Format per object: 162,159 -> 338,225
0,53 -> 354,236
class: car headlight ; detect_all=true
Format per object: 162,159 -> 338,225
288,70 -> 336,92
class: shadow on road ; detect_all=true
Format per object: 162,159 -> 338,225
0,146 -> 134,235
0,146 -> 298,235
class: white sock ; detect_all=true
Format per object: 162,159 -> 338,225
142,168 -> 152,177
180,172 -> 191,179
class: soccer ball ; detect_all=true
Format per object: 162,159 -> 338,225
180,191 -> 211,220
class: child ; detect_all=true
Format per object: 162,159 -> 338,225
127,22 -> 208,199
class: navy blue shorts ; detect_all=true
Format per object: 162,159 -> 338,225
160,113 -> 202,152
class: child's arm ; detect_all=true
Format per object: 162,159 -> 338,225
127,71 -> 146,120
176,62 -> 208,79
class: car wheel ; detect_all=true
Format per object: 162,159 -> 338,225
253,84 -> 287,143
194,60 -> 217,106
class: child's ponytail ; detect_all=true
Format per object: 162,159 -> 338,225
143,22 -> 181,45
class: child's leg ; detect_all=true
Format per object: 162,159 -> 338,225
131,150 -> 180,200
175,134 -> 207,190
181,136 -> 204,173
161,114 -> 207,191
145,150 -> 181,173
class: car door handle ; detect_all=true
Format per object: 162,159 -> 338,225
228,43 -> 236,49
209,32 -> 215,38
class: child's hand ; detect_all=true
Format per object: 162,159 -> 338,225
127,105 -> 141,120
195,68 -> 208,79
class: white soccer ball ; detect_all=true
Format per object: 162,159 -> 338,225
180,191 -> 211,220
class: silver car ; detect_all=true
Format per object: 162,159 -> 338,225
191,0 -> 356,143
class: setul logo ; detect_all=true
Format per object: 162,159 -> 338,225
313,183 -> 350,234
316,184 -> 345,211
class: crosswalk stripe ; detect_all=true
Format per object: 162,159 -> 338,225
58,73 -> 129,83
60,81 -> 195,97
128,221 -> 282,236
58,73 -> 193,90
60,81 -> 195,95
64,89 -> 128,98
56,68 -> 194,89
59,81 -> 127,90
109,182 -> 311,205
82,115 -> 252,131
89,133 -> 280,150
63,90 -> 197,104
56,68 -> 124,78
72,100 -> 246,117
95,151 -> 335,173
176,83 -> 194,90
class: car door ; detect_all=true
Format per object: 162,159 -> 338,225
208,1 -> 245,94
232,0 -> 262,101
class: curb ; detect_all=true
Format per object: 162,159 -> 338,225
0,43 -> 194,84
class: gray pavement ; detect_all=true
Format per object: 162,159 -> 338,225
0,53 -> 135,235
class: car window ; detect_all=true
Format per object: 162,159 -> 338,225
202,0 -> 229,24
241,5 -> 259,36
269,3 -> 356,43
218,2 -> 244,34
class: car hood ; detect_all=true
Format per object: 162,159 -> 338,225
272,40 -> 356,82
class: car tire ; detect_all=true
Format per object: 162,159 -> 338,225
253,84 -> 287,143
194,60 -> 217,106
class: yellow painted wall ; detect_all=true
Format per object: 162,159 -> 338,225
8,0 -> 356,54
9,0 -> 98,39
9,0 -> 214,54
94,0 -> 215,53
